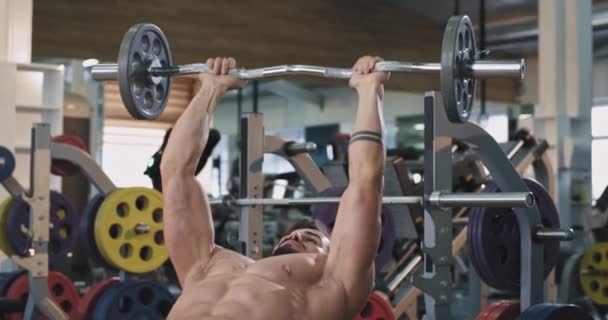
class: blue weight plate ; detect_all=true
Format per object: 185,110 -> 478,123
0,271 -> 26,295
92,280 -> 175,320
0,146 -> 15,181
518,303 -> 592,320
79,194 -> 115,269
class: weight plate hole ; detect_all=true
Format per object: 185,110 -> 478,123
155,84 -> 164,101
591,280 -> 599,291
464,29 -> 471,50
360,302 -> 373,317
458,32 -> 464,51
55,209 -> 66,221
50,240 -> 60,253
154,231 -> 164,245
143,91 -> 153,109
152,209 -> 163,223
461,95 -> 469,110
52,284 -> 64,297
157,300 -> 173,317
456,82 -> 463,103
498,245 -> 509,265
140,245 -> 153,261
467,78 -> 474,94
120,243 -> 132,258
117,202 -> 129,217
160,60 -> 167,67
152,38 -> 162,55
109,224 -> 122,239
135,195 -> 148,211
131,53 -> 142,73
141,35 -> 150,53
119,296 -> 133,313
138,287 -> 154,305
593,252 -> 602,263
59,225 -> 71,239
60,300 -> 72,313
132,82 -> 144,97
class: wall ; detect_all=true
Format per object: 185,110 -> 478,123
31,0 -> 520,101
522,55 -> 608,104
212,87 -> 511,138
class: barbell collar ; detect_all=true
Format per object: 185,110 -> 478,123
91,64 -> 120,80
535,227 -> 575,241
429,191 -> 534,208
91,59 -> 525,81
467,59 -> 525,80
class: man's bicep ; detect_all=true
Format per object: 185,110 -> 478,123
162,175 -> 215,285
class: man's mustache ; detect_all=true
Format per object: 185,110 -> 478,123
272,244 -> 299,256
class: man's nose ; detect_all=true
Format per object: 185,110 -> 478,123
289,232 -> 302,241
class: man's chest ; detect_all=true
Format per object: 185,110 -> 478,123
245,253 -> 327,284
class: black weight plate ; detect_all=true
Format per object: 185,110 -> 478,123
441,15 -> 477,123
118,24 -> 172,120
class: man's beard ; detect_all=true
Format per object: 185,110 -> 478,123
272,245 -> 299,256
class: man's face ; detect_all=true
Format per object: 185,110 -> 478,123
272,228 -> 330,256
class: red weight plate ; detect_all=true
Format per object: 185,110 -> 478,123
476,300 -> 520,320
356,291 -> 395,320
51,134 -> 88,177
4,271 -> 79,320
77,278 -> 120,320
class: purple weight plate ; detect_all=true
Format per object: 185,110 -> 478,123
6,191 -> 78,265
468,178 -> 560,291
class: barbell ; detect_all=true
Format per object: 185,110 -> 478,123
208,191 -> 535,208
91,15 -> 525,122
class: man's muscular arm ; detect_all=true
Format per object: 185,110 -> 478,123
324,56 -> 387,317
161,57 -> 245,286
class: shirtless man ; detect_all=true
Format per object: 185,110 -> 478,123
161,56 -> 388,320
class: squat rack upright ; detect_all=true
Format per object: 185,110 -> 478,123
226,91 -> 567,319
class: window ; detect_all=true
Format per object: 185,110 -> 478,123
102,126 -> 166,188
102,125 -> 229,198
593,106 -> 608,200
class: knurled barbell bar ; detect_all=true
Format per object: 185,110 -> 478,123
91,15 -> 525,122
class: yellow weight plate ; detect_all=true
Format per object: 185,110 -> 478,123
0,198 -> 14,256
94,187 -> 167,273
579,243 -> 608,305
